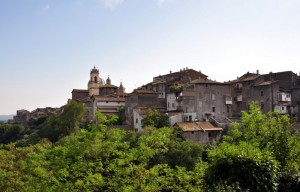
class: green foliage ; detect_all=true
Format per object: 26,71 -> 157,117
95,111 -> 119,126
59,99 -> 87,135
0,125 -> 206,191
169,85 -> 183,93
205,142 -> 279,192
37,100 -> 86,142
142,109 -> 170,128
220,102 -> 300,191
1,101 -> 300,191
224,102 -> 298,167
0,124 -> 26,144
118,105 -> 126,125
148,127 -> 204,171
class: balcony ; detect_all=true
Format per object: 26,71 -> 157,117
236,95 -> 242,102
278,93 -> 291,103
234,83 -> 243,93
225,96 -> 233,105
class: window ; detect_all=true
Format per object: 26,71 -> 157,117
94,76 -> 97,83
282,107 -> 285,110
199,93 -> 202,99
261,102 -> 265,110
136,118 -> 138,123
172,103 -> 175,108
191,131 -> 194,134
212,94 -> 216,100
261,91 -> 264,97
208,132 -> 212,137
227,106 -> 230,113
212,107 -> 215,112
168,102 -> 170,108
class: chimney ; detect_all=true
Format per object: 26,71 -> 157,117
257,70 -> 259,74
170,71 -> 172,74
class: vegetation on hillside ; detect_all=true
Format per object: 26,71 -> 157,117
0,101 -> 300,191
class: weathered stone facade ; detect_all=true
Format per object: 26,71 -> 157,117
13,107 -> 62,124
125,68 -> 300,134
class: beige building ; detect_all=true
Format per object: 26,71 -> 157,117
72,66 -> 125,121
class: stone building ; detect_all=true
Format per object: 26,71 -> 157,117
13,107 -> 62,124
175,121 -> 223,144
124,68 -> 300,132
125,89 -> 165,130
229,71 -> 300,120
72,66 -> 126,121
125,68 -> 209,130
184,79 -> 232,122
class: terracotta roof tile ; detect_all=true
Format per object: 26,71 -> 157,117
176,122 -> 223,132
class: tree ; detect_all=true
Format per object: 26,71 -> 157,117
59,99 -> 87,135
95,111 -> 119,126
118,106 -> 126,125
37,100 -> 86,142
221,102 -> 300,191
205,142 -> 279,192
0,124 -> 26,144
142,109 -> 170,128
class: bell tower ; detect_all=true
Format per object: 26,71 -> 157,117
88,66 -> 101,96
118,82 -> 125,97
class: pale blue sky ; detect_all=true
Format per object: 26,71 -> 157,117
1,0 -> 300,115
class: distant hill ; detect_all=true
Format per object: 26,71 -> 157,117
0,115 -> 14,122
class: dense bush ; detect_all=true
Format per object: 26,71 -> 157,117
1,102 -> 300,191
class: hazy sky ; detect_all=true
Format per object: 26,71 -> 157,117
1,0 -> 300,115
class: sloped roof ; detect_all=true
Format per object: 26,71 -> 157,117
133,89 -> 158,94
152,79 -> 166,85
191,78 -> 228,85
255,80 -> 278,87
240,75 -> 260,82
176,122 -> 223,132
153,69 -> 208,79
72,89 -> 88,93
92,95 -> 125,102
133,105 -> 166,117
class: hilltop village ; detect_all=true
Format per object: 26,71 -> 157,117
4,66 -> 300,191
11,66 -> 300,143
69,66 -> 300,143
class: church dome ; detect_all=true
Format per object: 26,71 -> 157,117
99,77 -> 105,85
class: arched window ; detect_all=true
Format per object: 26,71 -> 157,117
94,76 -> 97,83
